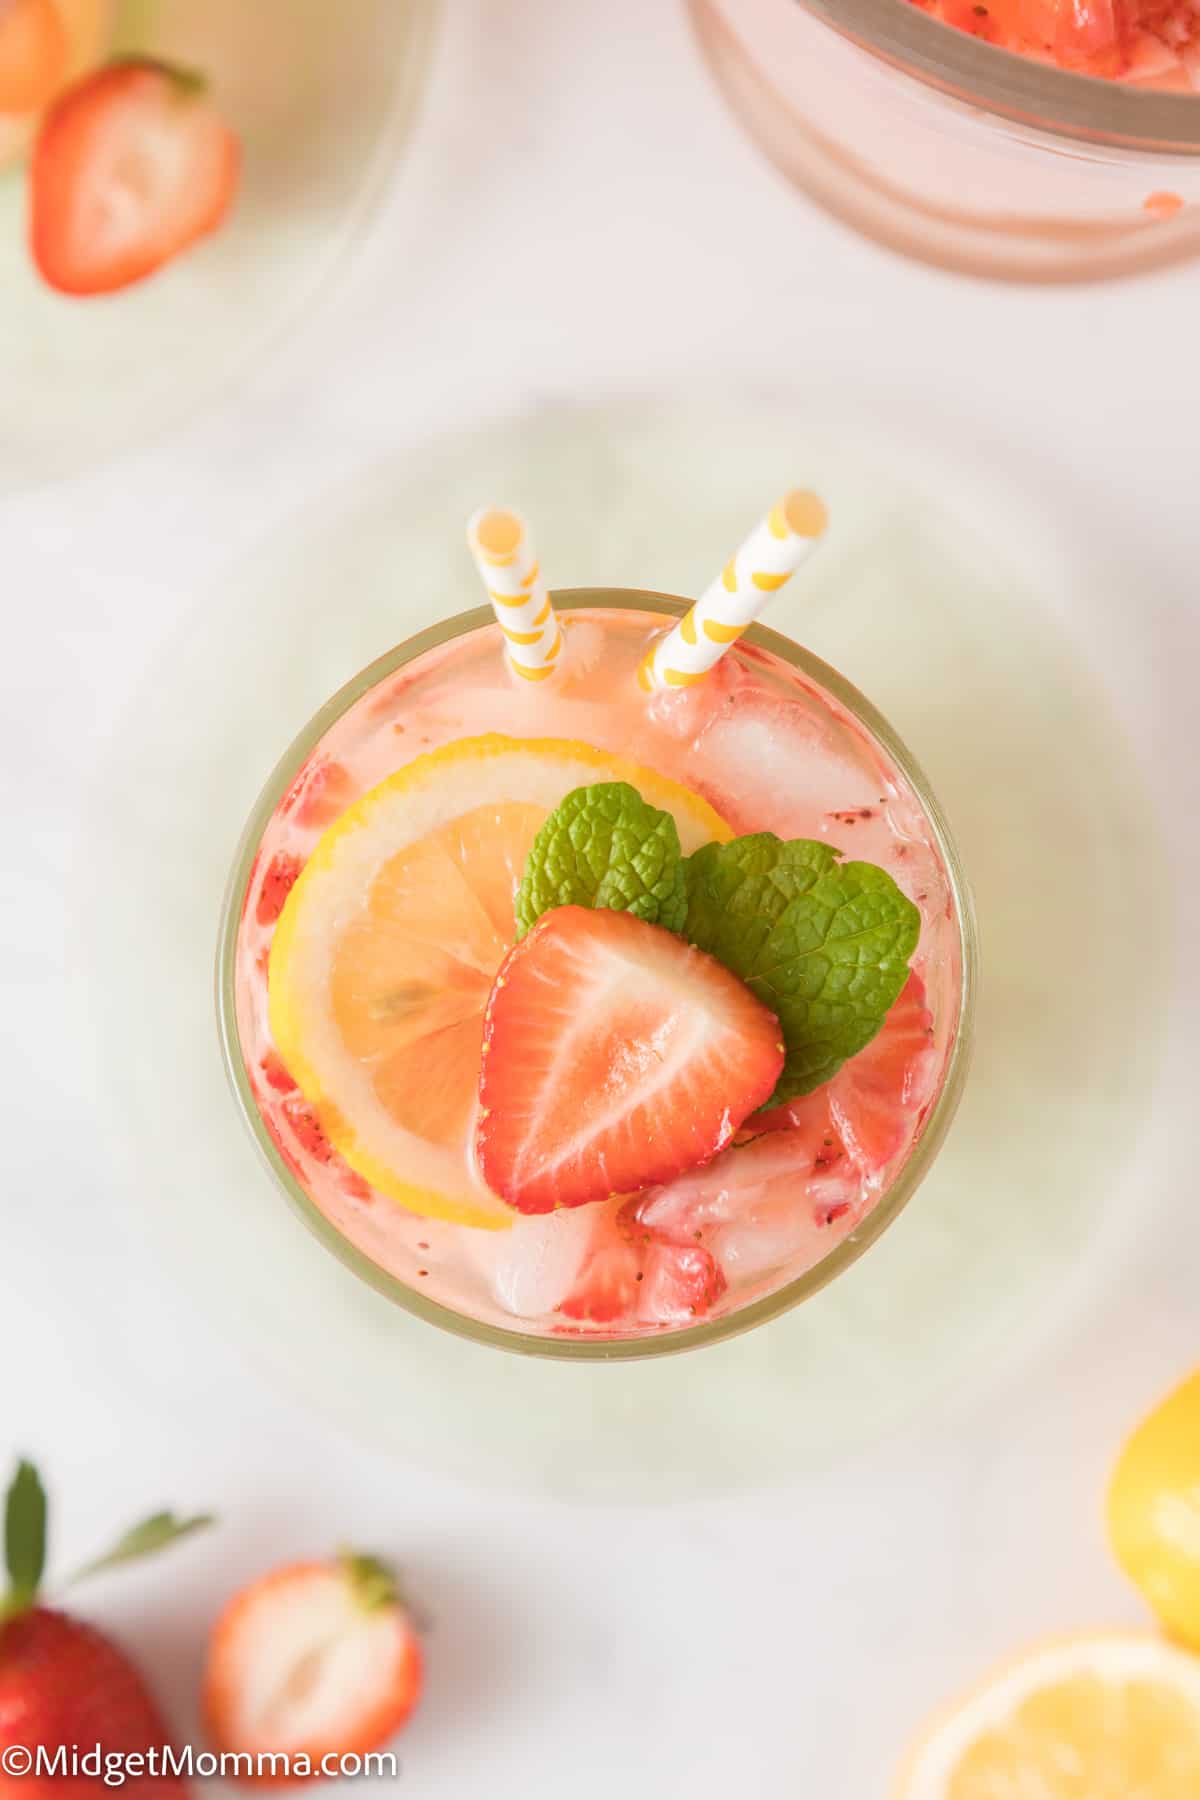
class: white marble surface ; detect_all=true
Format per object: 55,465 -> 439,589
3,1 -> 1199,1794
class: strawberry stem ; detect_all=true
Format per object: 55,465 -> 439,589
340,1549 -> 400,1613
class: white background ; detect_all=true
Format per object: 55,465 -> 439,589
3,2 -> 1199,1793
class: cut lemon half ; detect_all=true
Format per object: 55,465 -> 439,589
268,734 -> 730,1231
1108,1369 -> 1200,1648
896,1632 -> 1200,1798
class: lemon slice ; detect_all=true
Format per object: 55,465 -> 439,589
1108,1370 -> 1200,1648
896,1633 -> 1200,1798
268,734 -> 729,1230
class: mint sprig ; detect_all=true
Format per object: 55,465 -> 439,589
511,786 -> 920,1106
684,834 -> 920,1104
515,782 -> 687,939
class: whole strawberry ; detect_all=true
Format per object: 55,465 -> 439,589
0,1461 -> 211,1796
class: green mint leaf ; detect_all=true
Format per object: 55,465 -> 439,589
4,1460 -> 47,1614
71,1510 -> 214,1585
515,783 -> 687,939
683,834 -> 920,1104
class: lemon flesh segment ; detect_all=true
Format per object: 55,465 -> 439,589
267,734 -> 731,1231
1109,1369 -> 1200,1649
898,1635 -> 1200,1800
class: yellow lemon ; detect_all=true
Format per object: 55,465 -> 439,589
268,734 -> 728,1231
1108,1369 -> 1200,1647
895,1633 -> 1200,1798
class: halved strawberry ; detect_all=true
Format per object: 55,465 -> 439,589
0,0 -> 66,114
30,57 -> 239,296
476,907 -> 785,1214
204,1554 -> 422,1779
753,974 -> 937,1176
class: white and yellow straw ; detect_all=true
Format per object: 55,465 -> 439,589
637,489 -> 829,691
467,507 -> 563,683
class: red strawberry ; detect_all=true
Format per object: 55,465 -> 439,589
30,58 -> 239,296
0,1461 -> 211,1797
476,907 -> 785,1214
203,1556 -> 422,1781
255,853 -> 304,927
0,0 -> 66,114
0,1613 -> 188,1798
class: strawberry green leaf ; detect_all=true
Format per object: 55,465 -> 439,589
4,1460 -> 47,1615
514,782 -> 687,939
71,1510 -> 214,1585
683,834 -> 920,1104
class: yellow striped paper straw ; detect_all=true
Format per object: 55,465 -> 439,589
637,489 -> 829,692
467,507 -> 563,683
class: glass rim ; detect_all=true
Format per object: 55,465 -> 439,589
215,590 -> 979,1363
791,0 -> 1200,151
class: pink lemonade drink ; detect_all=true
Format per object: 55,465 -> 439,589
219,594 -> 973,1357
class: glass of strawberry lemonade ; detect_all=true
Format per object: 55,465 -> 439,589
217,514 -> 974,1358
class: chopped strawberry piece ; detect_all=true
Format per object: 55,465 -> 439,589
632,1131 -> 864,1286
560,1210 -> 727,1327
284,758 -> 354,830
255,852 -> 303,926
259,1050 -> 297,1095
637,1241 -> 727,1323
281,1095 -> 334,1165
30,58 -> 240,296
559,1242 -> 642,1323
0,0 -> 66,114
338,1166 -> 374,1203
827,973 -> 938,1174
476,907 -> 785,1214
751,974 -> 937,1176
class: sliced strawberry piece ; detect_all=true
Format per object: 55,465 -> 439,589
285,759 -> 355,831
751,975 -> 937,1176
637,1241 -> 726,1324
256,852 -> 304,927
0,0 -> 66,114
476,907 -> 785,1214
826,972 -> 937,1174
30,58 -> 239,296
742,1085 -> 847,1171
559,1240 -> 642,1323
281,1095 -> 334,1166
259,1050 -> 298,1095
559,1209 -> 727,1327
631,1131 -> 865,1285
204,1555 -> 422,1775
